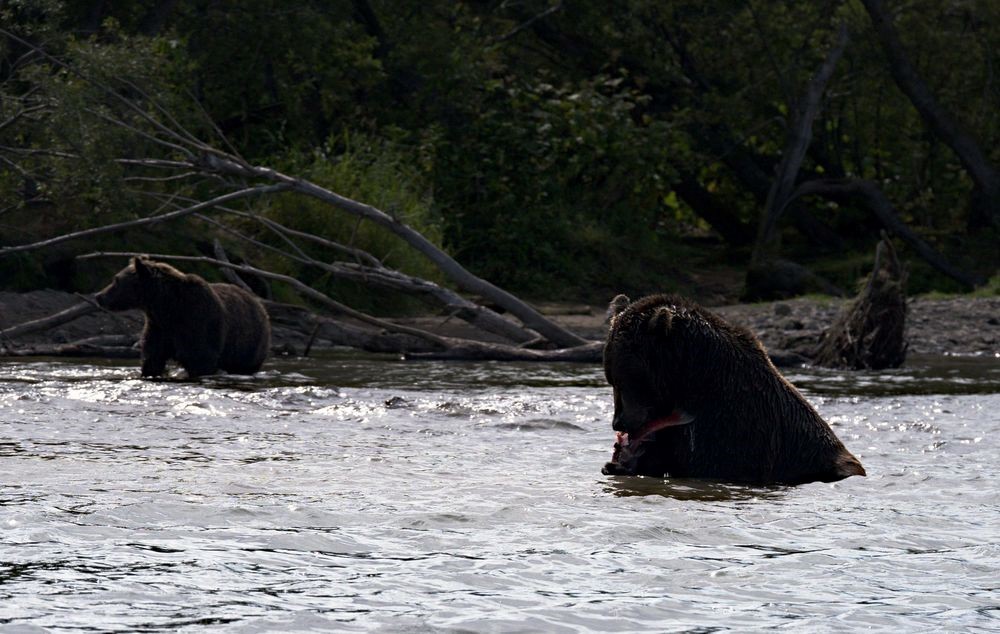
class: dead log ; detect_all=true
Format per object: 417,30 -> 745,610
0,299 -> 98,340
405,341 -> 603,362
195,153 -> 589,348
78,252 -> 607,361
813,236 -> 907,370
264,301 -> 440,354
2,334 -> 139,359
197,213 -> 540,345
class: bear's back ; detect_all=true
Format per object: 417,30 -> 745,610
211,283 -> 271,374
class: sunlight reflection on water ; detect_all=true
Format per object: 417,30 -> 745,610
1,353 -> 998,631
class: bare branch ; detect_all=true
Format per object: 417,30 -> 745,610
220,207 -> 384,267
123,171 -> 201,184
0,184 -> 288,256
185,88 -> 246,162
788,178 -> 986,289
77,250 -> 452,348
193,213 -> 540,344
196,153 -> 589,347
85,108 -> 195,159
493,3 -> 564,44
115,158 -> 196,170
0,103 -> 49,134
0,145 -> 79,160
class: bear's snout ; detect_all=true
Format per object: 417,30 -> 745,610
611,414 -> 628,432
611,410 -> 643,433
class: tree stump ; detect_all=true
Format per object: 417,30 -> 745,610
813,236 -> 907,369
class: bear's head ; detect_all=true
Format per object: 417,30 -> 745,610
94,257 -> 159,310
603,294 -> 700,438
605,294 -> 765,432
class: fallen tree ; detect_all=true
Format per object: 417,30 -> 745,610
65,251 -> 602,362
1,335 -> 139,359
0,29 -> 591,358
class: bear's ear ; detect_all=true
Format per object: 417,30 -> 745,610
607,294 -> 630,320
606,294 -> 631,330
647,306 -> 673,335
132,256 -> 152,279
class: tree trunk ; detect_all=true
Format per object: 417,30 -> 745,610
751,23 -> 849,265
745,23 -> 849,300
861,0 -> 1000,230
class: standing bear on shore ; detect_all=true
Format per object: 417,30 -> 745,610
602,294 -> 865,485
95,257 -> 271,378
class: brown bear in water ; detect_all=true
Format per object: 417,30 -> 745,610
95,257 -> 270,378
602,294 -> 865,485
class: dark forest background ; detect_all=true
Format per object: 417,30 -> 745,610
1,0 -> 998,309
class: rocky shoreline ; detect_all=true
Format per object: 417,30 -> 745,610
1,289 -> 998,361
501,295 -> 1000,359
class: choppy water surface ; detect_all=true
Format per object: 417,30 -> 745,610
1,352 -> 998,632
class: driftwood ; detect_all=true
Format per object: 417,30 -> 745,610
193,154 -> 588,348
813,236 -> 907,370
0,162 -> 584,348
0,291 -> 604,363
2,335 -> 139,359
405,341 -> 603,362
0,299 -> 99,340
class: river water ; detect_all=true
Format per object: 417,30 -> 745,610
1,352 -> 998,632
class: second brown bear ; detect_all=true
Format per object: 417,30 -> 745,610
95,257 -> 270,378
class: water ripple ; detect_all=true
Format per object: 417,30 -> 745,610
0,355 -> 997,631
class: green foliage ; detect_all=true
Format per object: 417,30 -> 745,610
256,133 -> 442,311
431,71 -> 683,293
1,0 -> 997,301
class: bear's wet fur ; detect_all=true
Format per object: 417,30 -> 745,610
602,294 -> 865,485
95,257 -> 270,378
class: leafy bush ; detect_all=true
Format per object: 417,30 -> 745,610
255,133 -> 443,312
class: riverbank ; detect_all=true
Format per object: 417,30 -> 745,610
1,290 -> 997,360
537,295 -> 999,357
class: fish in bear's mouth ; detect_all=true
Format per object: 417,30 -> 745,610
603,410 -> 693,475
